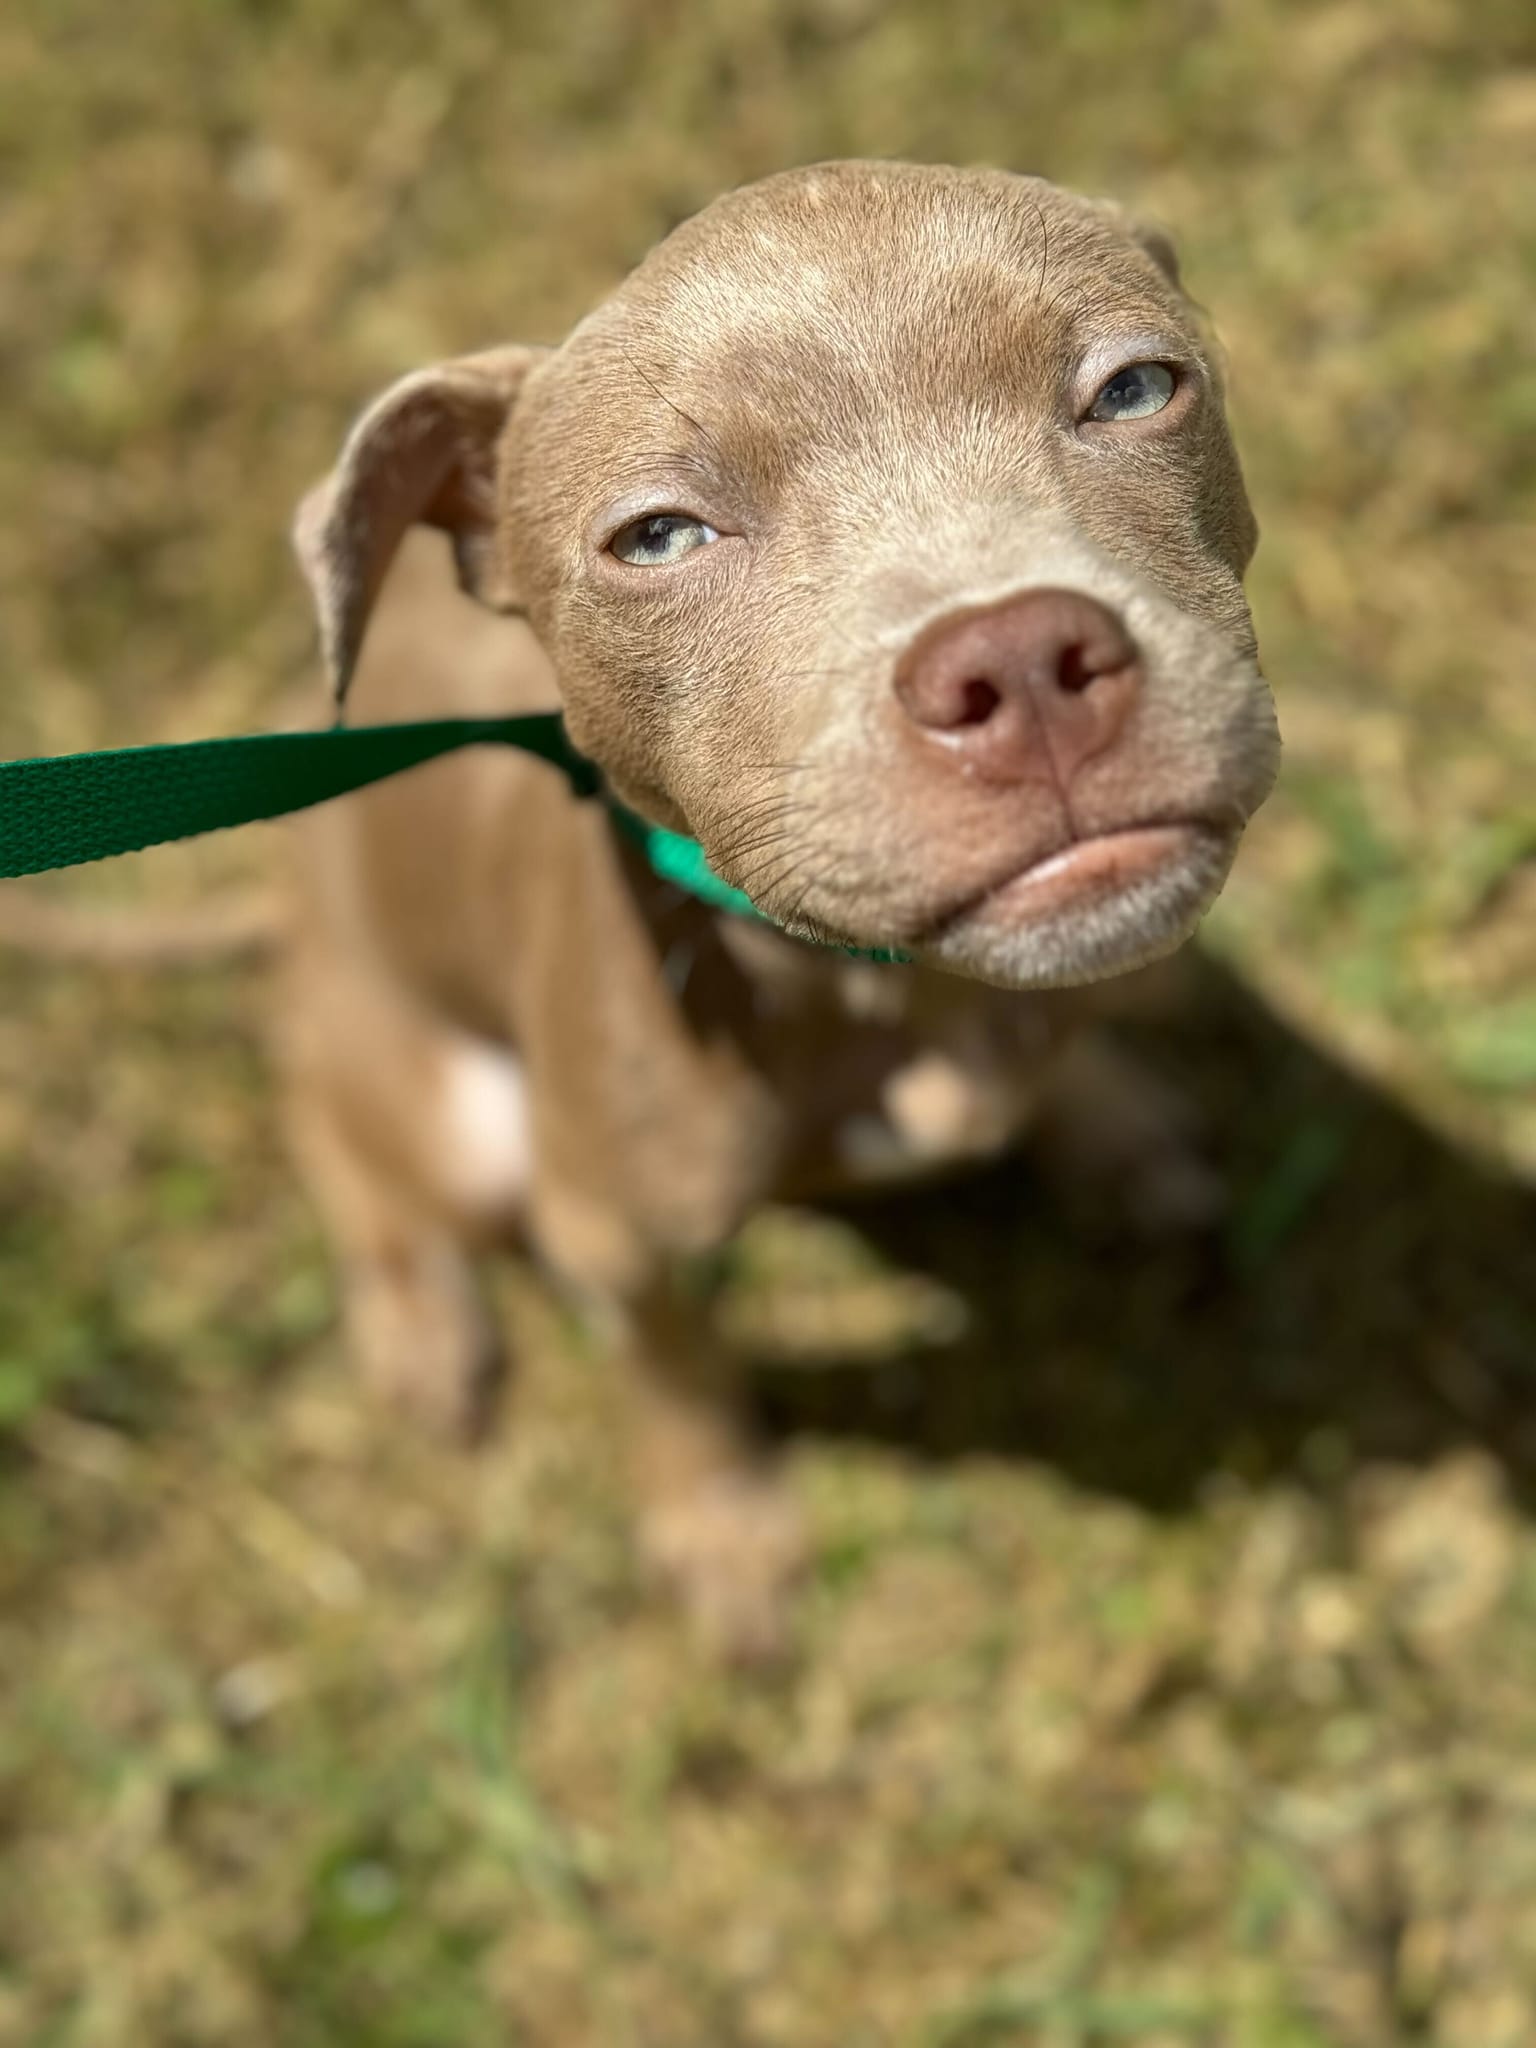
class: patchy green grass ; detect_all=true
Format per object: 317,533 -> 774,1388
1,1 -> 1535,2042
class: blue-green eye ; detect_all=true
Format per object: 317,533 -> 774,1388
1087,361 -> 1177,422
610,513 -> 719,566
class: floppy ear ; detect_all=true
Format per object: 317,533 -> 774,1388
293,345 -> 547,706
1091,201 -> 1185,293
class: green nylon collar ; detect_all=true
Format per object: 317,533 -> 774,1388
0,716 -> 910,964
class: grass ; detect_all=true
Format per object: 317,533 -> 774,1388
2,0 -> 1535,2041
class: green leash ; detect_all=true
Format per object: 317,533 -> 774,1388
0,715 -> 909,961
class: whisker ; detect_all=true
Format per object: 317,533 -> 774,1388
784,863 -> 837,935
714,800 -> 798,843
706,800 -> 812,861
738,845 -> 826,907
719,827 -> 802,876
620,351 -> 725,462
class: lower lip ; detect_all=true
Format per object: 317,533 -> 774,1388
952,824 -> 1207,927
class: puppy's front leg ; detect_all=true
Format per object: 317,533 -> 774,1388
613,1271 -> 806,1664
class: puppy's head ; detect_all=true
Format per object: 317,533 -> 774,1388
297,161 -> 1279,988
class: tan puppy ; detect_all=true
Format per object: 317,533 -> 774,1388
282,162 -> 1279,1655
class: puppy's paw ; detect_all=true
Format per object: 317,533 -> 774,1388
344,1247 -> 505,1443
642,1470 -> 808,1666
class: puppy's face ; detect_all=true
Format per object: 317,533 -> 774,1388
302,162 -> 1279,989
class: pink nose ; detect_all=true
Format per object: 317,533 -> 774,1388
893,588 -> 1143,790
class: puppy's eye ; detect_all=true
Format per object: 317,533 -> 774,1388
1087,361 -> 1176,422
609,513 -> 719,566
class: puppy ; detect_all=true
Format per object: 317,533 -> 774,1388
282,161 -> 1279,1655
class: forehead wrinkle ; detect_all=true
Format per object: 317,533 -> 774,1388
547,169 -> 1200,519
636,170 -> 1157,332
587,173 -> 1191,417
654,231 -> 1058,358
626,236 -> 1178,431
596,446 -> 725,492
628,272 -> 1068,475
627,185 -> 1053,365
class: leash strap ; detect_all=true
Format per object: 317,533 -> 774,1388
0,716 -> 593,881
0,713 -> 907,959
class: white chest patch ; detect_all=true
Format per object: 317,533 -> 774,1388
833,1049 -> 1040,1187
435,1038 -> 532,1217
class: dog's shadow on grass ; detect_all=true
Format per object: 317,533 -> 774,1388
753,957 -> 1536,1512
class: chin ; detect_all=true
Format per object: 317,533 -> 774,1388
910,821 -> 1240,991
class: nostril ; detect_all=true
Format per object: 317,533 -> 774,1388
1057,642 -> 1092,694
956,677 -> 1001,726
1054,625 -> 1136,695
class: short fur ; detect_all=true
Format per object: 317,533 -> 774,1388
282,162 -> 1279,1656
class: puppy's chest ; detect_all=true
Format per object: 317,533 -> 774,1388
764,967 -> 1061,1196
